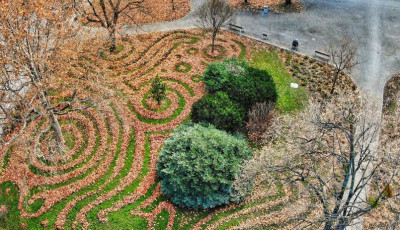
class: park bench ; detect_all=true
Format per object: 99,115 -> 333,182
262,33 -> 268,40
229,23 -> 244,35
315,50 -> 330,62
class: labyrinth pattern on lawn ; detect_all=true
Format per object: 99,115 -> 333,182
0,30 -> 313,229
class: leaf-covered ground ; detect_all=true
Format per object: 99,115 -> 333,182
228,0 -> 305,13
82,0 -> 190,26
363,72 -> 400,229
0,29 -> 357,229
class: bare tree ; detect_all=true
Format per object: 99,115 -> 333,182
387,206 -> 400,230
327,40 -> 358,94
247,93 -> 400,229
365,92 -> 400,230
282,94 -> 399,229
74,0 -> 145,52
245,102 -> 274,144
0,0 -> 89,153
195,0 -> 235,53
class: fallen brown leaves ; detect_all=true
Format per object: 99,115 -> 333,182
229,0 -> 305,13
0,27 -> 353,229
83,0 -> 190,26
363,72 -> 400,229
0,205 -> 7,213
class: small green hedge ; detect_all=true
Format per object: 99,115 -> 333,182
193,58 -> 277,132
191,92 -> 245,133
156,123 -> 252,210
249,50 -> 308,113
204,58 -> 277,112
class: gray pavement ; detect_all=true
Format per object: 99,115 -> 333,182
123,0 -> 400,99
235,0 -> 400,99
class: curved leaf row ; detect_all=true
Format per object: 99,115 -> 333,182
0,30 -> 305,230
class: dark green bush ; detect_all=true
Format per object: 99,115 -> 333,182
157,123 -> 252,210
204,58 -> 277,112
191,92 -> 245,132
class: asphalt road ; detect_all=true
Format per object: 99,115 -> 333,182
235,0 -> 400,98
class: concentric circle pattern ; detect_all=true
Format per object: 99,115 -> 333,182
0,30 -> 310,230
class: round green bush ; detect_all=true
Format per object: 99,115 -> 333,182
191,92 -> 245,132
204,58 -> 277,112
157,123 -> 252,210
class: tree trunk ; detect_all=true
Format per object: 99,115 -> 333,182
49,111 -> 65,153
323,223 -> 347,230
212,31 -> 217,53
244,0 -> 248,4
330,71 -> 340,94
323,219 -> 347,230
172,0 -> 175,10
323,223 -> 333,230
391,214 -> 400,230
286,0 -> 292,5
109,27 -> 117,53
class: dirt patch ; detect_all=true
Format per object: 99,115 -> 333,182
228,0 -> 305,13
278,49 -> 358,99
130,0 -> 191,24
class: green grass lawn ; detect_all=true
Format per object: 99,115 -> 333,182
0,182 -> 21,230
0,34 -> 309,230
249,50 -> 308,113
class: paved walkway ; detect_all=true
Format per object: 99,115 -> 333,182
122,0 -> 400,99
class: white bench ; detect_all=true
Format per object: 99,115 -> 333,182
315,50 -> 330,62
229,23 -> 244,35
